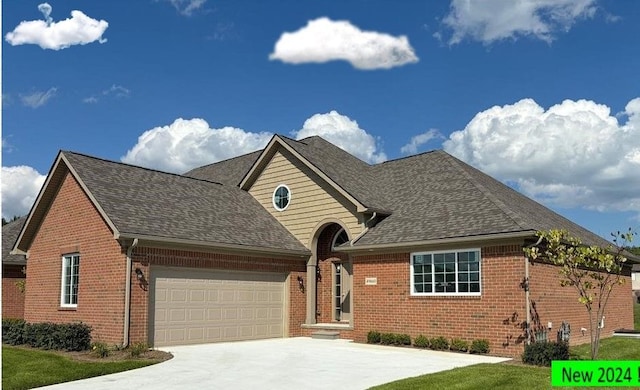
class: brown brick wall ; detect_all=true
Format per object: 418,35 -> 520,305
24,172 -> 127,344
129,246 -> 307,345
2,265 -> 26,319
346,245 -> 529,357
528,260 -> 633,346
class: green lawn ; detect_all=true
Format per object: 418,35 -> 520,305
371,337 -> 640,390
2,346 -> 159,390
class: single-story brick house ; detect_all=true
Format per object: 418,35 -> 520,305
12,135 -> 634,356
3,217 -> 27,319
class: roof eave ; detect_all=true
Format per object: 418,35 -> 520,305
337,230 -> 537,253
117,232 -> 311,259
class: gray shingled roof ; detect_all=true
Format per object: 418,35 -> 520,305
183,135 -> 612,249
63,152 -> 308,253
354,151 -> 612,248
2,217 -> 26,264
184,150 -> 261,186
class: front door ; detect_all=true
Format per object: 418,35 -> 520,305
333,261 -> 352,322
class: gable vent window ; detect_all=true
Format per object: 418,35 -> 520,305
272,185 -> 291,211
410,249 -> 481,296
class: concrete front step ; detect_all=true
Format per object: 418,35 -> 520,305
311,330 -> 340,340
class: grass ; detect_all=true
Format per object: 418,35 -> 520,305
2,346 -> 159,390
370,337 -> 640,390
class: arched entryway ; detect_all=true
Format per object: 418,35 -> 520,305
306,222 -> 352,325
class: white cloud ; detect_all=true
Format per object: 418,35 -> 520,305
443,98 -> 640,215
20,88 -> 57,108
1,166 -> 46,219
293,111 -> 387,164
121,118 -> 272,173
401,129 -> 444,154
166,0 -> 207,16
269,17 -> 418,70
5,4 -> 108,50
84,84 -> 130,103
441,0 -> 597,45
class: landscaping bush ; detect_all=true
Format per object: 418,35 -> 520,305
522,341 -> 569,366
450,338 -> 469,352
2,319 -> 26,345
397,334 -> 412,346
380,333 -> 397,345
367,330 -> 381,344
414,334 -> 430,349
91,342 -> 111,358
470,339 -> 490,354
21,322 -> 92,351
430,336 -> 450,351
129,342 -> 149,358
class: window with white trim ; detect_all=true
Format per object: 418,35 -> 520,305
61,254 -> 80,307
272,185 -> 291,211
411,249 -> 481,296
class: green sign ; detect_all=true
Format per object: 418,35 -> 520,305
552,361 -> 640,387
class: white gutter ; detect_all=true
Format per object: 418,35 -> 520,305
123,238 -> 139,348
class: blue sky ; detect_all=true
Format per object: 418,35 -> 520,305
2,0 -> 639,241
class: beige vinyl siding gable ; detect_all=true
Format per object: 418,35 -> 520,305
248,150 -> 363,248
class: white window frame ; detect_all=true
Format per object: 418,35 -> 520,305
60,253 -> 80,308
331,228 -> 350,250
272,184 -> 291,211
410,249 -> 481,297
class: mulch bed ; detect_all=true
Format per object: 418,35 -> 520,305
7,344 -> 173,363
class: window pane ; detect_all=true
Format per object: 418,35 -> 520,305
425,274 -> 432,282
414,265 -> 423,274
415,275 -> 423,283
445,262 -> 455,272
445,252 -> 455,262
434,254 -> 444,264
414,255 -> 424,265
445,283 -> 455,293
470,273 -> 479,282
414,284 -> 423,293
459,251 -> 468,262
470,262 -> 479,272
459,283 -> 469,292
435,263 -> 444,273
435,274 -> 444,283
459,262 -> 468,271
470,283 -> 480,292
459,273 -> 468,282
445,273 -> 455,282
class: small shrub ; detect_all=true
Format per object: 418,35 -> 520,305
522,341 -> 569,366
92,342 -> 111,358
470,339 -> 490,354
450,338 -> 469,352
430,336 -> 449,351
129,342 -> 149,358
380,333 -> 396,345
414,334 -> 430,349
397,334 -> 411,346
22,322 -> 91,351
367,330 -> 381,344
2,319 -> 26,345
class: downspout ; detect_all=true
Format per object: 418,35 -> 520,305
123,238 -> 139,348
524,236 -> 543,345
350,212 -> 377,246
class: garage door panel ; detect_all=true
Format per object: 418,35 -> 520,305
152,267 -> 286,347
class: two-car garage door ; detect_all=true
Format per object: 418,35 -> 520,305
151,267 -> 286,347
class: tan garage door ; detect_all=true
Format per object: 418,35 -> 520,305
151,267 -> 286,347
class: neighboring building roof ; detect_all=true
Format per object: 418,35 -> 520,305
14,152 -> 310,256
2,217 -> 26,265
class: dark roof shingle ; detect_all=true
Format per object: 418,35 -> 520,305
63,152 -> 308,254
2,217 -> 27,264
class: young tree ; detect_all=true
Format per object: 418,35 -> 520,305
523,228 -> 636,360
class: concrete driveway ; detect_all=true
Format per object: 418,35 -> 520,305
39,338 -> 510,390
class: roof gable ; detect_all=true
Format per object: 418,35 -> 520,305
3,216 -> 27,264
239,135 -> 380,213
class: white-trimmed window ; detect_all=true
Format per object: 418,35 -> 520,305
411,249 -> 481,296
61,254 -> 80,307
272,185 -> 291,211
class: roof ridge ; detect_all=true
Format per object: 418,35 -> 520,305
62,150 -> 226,187
374,149 -> 440,166
442,152 -> 531,231
184,149 -> 261,171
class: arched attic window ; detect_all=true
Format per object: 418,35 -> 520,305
331,228 -> 349,250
